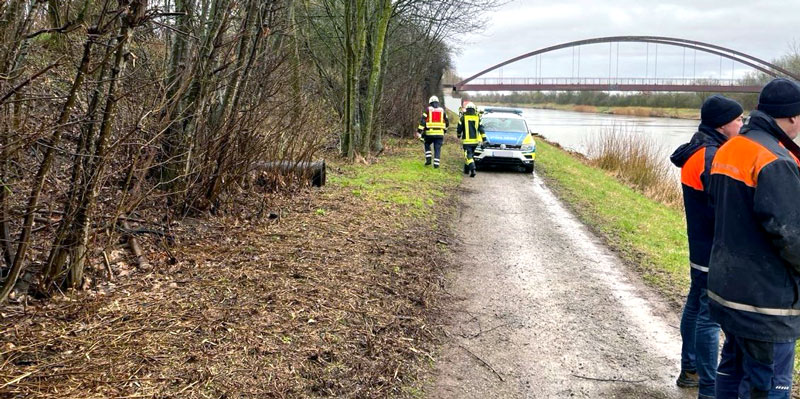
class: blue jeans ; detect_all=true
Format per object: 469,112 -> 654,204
715,333 -> 794,399
680,269 -> 721,397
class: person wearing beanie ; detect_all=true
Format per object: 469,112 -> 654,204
707,77 -> 800,398
669,94 -> 743,399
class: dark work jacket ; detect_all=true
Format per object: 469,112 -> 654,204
670,125 -> 728,287
707,111 -> 800,342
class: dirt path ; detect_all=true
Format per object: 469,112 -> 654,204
427,171 -> 695,398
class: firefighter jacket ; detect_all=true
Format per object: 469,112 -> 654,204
670,124 -> 729,278
707,110 -> 800,342
417,105 -> 449,136
457,113 -> 486,145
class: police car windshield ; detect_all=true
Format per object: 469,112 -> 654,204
483,117 -> 527,133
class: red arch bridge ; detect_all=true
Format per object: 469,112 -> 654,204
451,36 -> 800,93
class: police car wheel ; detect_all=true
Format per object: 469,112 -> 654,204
524,163 -> 534,174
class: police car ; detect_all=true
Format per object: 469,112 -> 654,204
474,107 -> 536,173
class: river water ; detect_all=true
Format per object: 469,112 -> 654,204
445,96 -> 699,168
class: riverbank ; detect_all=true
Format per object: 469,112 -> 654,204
0,138 -> 463,397
485,102 -> 700,120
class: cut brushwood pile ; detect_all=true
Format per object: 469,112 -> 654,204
0,185 -> 453,398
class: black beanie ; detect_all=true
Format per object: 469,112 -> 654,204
701,95 -> 743,128
757,78 -> 800,118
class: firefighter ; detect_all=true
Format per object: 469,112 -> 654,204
457,102 -> 487,177
417,95 -> 449,168
670,95 -> 743,399
708,78 -> 800,398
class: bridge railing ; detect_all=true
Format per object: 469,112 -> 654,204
466,77 -> 748,87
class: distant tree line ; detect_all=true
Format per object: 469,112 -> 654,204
0,0 -> 500,303
473,46 -> 800,112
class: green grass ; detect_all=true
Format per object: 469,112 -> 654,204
535,139 -> 690,303
328,136 -> 463,218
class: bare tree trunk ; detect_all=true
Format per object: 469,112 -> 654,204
371,38 -> 389,153
205,0 -> 265,205
288,0 -> 302,122
350,0 -> 367,154
160,0 -> 194,188
341,0 -> 353,158
359,0 -> 392,156
0,151 -> 12,268
43,42 -> 112,290
0,33 -> 94,303
64,13 -> 134,289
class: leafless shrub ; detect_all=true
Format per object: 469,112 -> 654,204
0,0 -> 327,302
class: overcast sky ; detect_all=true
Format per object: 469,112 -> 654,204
449,0 -> 800,83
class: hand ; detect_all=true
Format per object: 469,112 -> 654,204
415,132 -> 421,139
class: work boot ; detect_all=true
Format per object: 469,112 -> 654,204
470,169 -> 476,177
424,158 -> 431,166
676,369 -> 699,388
433,164 -> 439,169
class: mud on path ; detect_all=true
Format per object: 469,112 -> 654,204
427,171 -> 695,398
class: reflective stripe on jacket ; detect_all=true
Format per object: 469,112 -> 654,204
708,111 -> 800,342
670,125 -> 728,275
457,114 -> 485,144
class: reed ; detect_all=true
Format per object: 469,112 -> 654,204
585,125 -> 682,208
572,105 -> 598,113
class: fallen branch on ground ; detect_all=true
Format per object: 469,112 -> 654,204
121,221 -> 150,271
457,343 -> 504,382
571,374 -> 649,384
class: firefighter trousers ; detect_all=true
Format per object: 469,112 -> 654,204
424,136 -> 443,167
463,144 -> 478,173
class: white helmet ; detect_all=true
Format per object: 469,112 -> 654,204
428,95 -> 439,104
465,102 -> 477,112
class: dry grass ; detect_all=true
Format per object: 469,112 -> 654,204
608,107 -> 700,119
0,141 -> 460,398
585,125 -> 682,208
609,107 -> 653,117
572,105 -> 598,113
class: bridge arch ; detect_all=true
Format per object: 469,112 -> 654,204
455,36 -> 799,90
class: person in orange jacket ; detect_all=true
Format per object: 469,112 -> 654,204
670,94 -> 743,399
708,78 -> 800,398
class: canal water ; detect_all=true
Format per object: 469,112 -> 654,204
445,95 -> 699,167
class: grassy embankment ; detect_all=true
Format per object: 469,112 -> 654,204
486,102 -> 700,120
536,137 -> 800,377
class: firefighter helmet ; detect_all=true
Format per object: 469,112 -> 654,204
428,95 -> 439,104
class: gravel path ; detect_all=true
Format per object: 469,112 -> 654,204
427,171 -> 696,398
